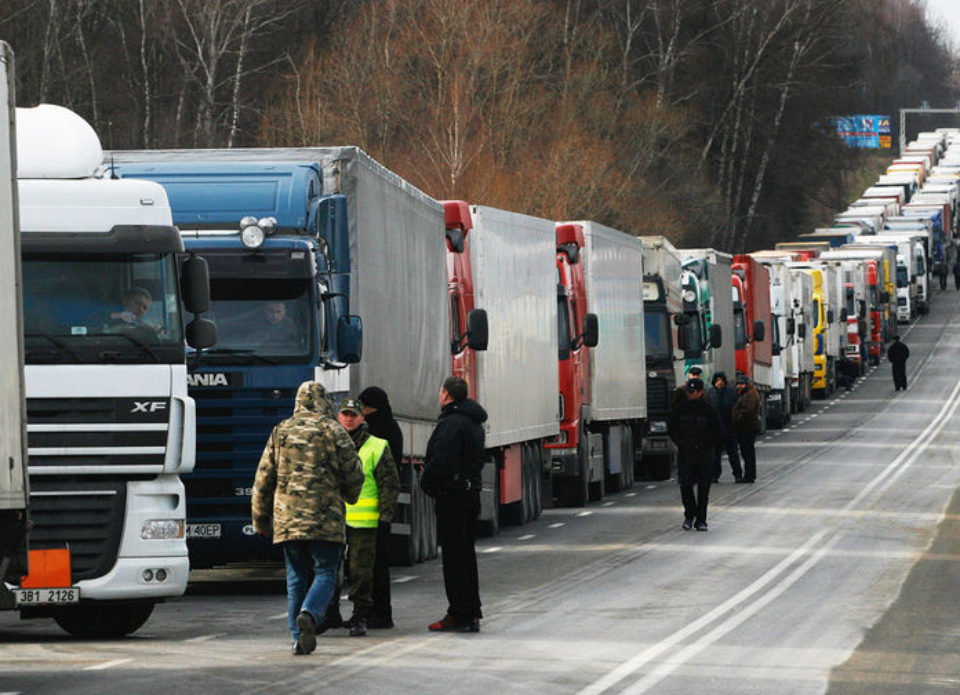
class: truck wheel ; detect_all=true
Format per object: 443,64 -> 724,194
53,601 -> 154,638
605,426 -> 624,494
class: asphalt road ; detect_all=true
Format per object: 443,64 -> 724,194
4,289 -> 960,694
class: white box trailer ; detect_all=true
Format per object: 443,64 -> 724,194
470,206 -> 558,446
578,222 -> 646,487
749,252 -> 797,427
788,267 -> 815,411
0,41 -> 28,594
469,205 -> 558,526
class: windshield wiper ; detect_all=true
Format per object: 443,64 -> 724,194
25,334 -> 83,363
95,332 -> 161,363
201,348 -> 280,365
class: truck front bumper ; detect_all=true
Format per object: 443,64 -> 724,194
549,449 -> 580,477
71,555 -> 189,602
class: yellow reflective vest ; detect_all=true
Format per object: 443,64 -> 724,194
345,435 -> 388,528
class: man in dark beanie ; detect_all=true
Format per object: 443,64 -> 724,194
888,335 -> 910,392
668,377 -> 722,531
357,385 -> 403,628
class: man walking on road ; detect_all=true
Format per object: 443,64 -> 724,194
888,335 -> 910,391
335,397 -> 400,637
707,371 -> 742,483
732,375 -> 762,484
251,381 -> 364,656
668,378 -> 722,532
358,385 -> 404,629
421,376 -> 487,632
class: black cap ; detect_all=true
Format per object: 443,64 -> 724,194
688,366 -> 703,377
686,378 -> 704,392
736,374 -> 749,385
339,398 -> 364,415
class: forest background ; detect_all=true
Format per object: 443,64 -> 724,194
2,0 -> 958,252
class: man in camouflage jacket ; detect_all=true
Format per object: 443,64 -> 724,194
251,381 -> 364,656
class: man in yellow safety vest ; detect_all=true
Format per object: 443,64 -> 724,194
336,398 -> 400,636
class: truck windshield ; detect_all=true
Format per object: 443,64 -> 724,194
22,253 -> 185,364
644,311 -> 671,360
896,265 -> 909,287
734,307 -> 747,349
203,278 -> 312,362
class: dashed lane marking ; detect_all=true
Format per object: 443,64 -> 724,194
482,547 -> 502,554
518,534 -> 536,540
577,511 -> 593,517
183,633 -> 227,642
270,612 -> 287,620
548,522 -> 566,529
83,659 -> 133,671
602,502 -> 615,507
393,575 -> 416,583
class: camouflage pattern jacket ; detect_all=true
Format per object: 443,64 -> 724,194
348,423 -> 401,524
251,382 -> 364,544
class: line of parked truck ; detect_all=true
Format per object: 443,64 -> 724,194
3,37 -> 959,636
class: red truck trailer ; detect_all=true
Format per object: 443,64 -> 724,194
732,255 -> 772,426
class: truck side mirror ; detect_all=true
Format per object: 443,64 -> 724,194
466,308 -> 488,351
798,323 -> 807,339
582,313 -> 599,348
827,309 -> 835,324
674,314 -> 690,326
181,255 -> 211,314
676,325 -> 689,352
185,317 -> 217,350
840,308 -> 849,321
880,291 -> 891,303
709,323 -> 721,348
337,314 -> 363,364
752,320 -> 765,342
786,318 -> 796,336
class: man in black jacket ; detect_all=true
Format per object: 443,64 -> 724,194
358,386 -> 403,629
707,371 -> 742,483
888,335 -> 910,391
669,378 -> 723,532
421,376 -> 487,632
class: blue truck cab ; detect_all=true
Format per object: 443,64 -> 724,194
108,161 -> 362,567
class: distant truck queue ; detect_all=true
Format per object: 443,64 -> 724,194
4,61 -> 959,636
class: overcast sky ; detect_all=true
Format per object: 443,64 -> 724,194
925,0 -> 960,51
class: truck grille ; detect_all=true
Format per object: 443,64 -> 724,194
26,397 -> 168,472
647,377 -> 669,415
28,478 -> 126,582
188,387 -> 296,517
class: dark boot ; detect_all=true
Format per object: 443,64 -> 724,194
318,600 -> 343,633
348,606 -> 368,637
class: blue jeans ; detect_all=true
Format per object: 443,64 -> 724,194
283,540 -> 342,641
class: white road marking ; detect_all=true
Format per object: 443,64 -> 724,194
183,633 -> 226,642
602,502 -> 615,507
393,575 -> 416,583
579,358 -> 960,695
518,534 -> 536,540
83,659 -> 133,671
548,522 -> 566,529
631,491 -> 642,495
481,546 -> 502,554
577,511 -> 593,517
270,612 -> 288,620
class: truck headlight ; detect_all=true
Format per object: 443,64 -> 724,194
768,393 -> 781,401
141,519 -> 185,540
648,420 -> 668,434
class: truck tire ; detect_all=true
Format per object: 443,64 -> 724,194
53,601 -> 154,638
557,439 -> 590,507
622,425 -> 635,490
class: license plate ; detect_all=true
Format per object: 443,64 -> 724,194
13,587 -> 80,606
186,523 -> 222,539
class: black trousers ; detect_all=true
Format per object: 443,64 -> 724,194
436,490 -> 482,624
370,522 -> 392,621
738,431 -> 757,481
678,451 -> 712,524
893,364 -> 907,391
712,433 -> 742,481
